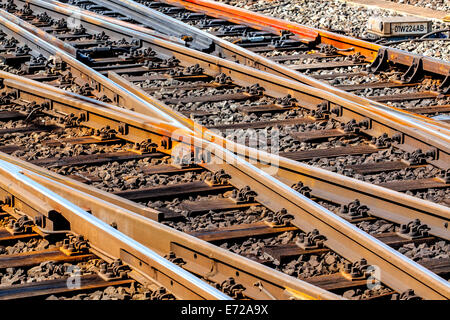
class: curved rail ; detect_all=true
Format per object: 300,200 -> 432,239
161,0 -> 450,76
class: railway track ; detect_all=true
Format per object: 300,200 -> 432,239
0,0 -> 449,184
48,0 -> 450,125
0,0 -> 448,300
0,71 -> 448,299
0,160 -> 233,300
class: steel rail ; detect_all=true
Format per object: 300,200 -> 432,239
0,160 -> 231,300
12,160 -> 344,300
58,0 -> 450,133
65,0 -> 213,51
0,72 -> 448,299
2,4 -> 449,169
108,74 -> 450,240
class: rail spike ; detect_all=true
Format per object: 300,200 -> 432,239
401,148 -> 436,165
205,169 -> 231,186
214,72 -> 232,84
220,277 -> 246,299
94,125 -> 117,140
296,229 -> 326,250
397,219 -> 430,240
340,258 -> 373,281
370,133 -> 391,148
275,94 -> 297,107
339,199 -> 370,220
5,215 -> 33,235
60,234 -> 90,256
265,208 -> 294,227
230,186 -> 257,204
291,181 -> 312,198
96,258 -> 131,281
